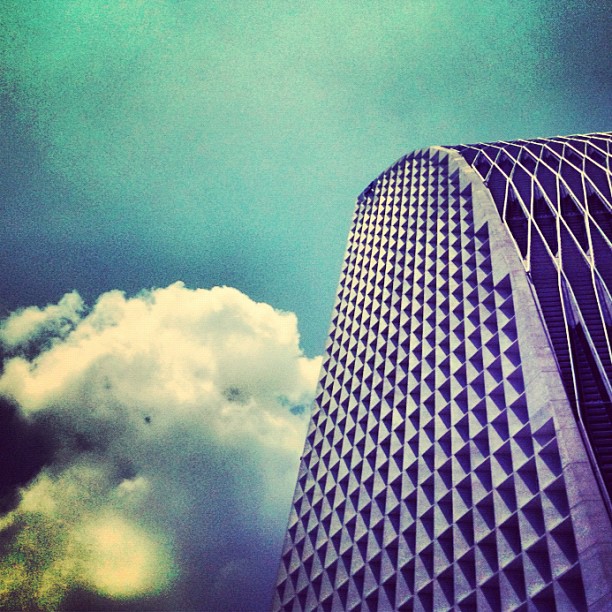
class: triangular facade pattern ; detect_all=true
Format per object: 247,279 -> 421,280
449,134 -> 612,504
274,135 -> 612,611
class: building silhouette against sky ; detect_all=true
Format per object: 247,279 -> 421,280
274,133 -> 612,611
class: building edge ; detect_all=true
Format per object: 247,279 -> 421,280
440,145 -> 612,610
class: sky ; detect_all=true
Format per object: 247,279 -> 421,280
0,1 -> 610,610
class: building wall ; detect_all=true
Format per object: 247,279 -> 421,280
274,141 -> 612,611
447,147 -> 612,610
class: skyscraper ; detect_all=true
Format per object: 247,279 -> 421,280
274,133 -> 612,611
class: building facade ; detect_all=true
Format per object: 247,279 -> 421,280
274,133 -> 612,611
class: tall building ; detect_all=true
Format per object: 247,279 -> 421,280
274,133 -> 612,611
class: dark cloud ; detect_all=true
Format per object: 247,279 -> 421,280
0,396 -> 55,513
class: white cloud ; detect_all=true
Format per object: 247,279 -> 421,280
0,282 -> 321,610
0,291 -> 84,349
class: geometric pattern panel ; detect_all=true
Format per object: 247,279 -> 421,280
274,147 -> 588,611
450,133 -> 612,505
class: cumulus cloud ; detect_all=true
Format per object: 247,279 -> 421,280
0,291 -> 84,350
0,283 -> 321,611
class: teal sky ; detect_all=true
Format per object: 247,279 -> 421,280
1,0 -> 609,355
0,2 -> 610,609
